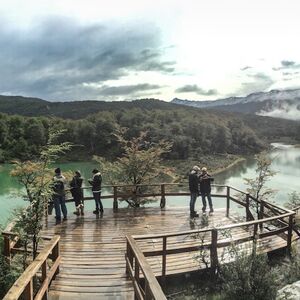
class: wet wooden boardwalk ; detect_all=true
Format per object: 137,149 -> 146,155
42,207 -> 288,300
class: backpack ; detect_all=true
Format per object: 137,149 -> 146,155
53,177 -> 65,195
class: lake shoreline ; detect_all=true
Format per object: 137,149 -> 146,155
211,156 -> 246,175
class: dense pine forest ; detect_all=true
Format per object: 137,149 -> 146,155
0,98 -> 299,162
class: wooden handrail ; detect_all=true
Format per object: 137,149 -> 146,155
126,235 -> 167,300
133,211 -> 294,240
292,205 -> 300,212
126,185 -> 296,287
227,185 -> 247,195
64,182 -> 228,193
3,235 -> 61,300
59,183 -> 293,217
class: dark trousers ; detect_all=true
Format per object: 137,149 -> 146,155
201,193 -> 213,211
73,189 -> 84,207
190,192 -> 198,214
93,192 -> 103,212
53,195 -> 67,220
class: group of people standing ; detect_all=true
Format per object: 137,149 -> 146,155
52,168 -> 103,223
52,165 -> 214,221
189,166 -> 214,218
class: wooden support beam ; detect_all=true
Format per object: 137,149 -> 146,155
161,236 -> 167,288
287,214 -> 294,256
226,186 -> 230,217
259,200 -> 264,231
23,279 -> 33,300
113,186 -> 118,211
160,184 -> 166,209
210,229 -> 218,275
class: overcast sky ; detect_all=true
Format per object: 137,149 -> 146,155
1,0 -> 300,101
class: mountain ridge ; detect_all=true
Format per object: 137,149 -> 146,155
172,88 -> 300,120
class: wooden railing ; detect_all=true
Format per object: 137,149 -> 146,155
4,183 -> 297,300
62,183 -> 255,212
2,221 -> 19,261
3,235 -> 61,300
125,235 -> 167,300
123,185 -> 297,299
130,210 -> 294,283
62,182 -> 189,210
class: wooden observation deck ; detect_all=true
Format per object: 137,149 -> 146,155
2,184 -> 299,300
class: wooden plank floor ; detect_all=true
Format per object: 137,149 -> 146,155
42,207 -> 288,300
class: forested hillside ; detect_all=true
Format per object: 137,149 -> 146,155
0,98 -> 299,162
0,96 -> 173,119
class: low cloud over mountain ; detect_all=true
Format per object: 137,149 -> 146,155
172,89 -> 300,121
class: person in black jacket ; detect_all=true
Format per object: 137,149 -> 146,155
52,167 -> 67,222
88,169 -> 103,214
189,165 -> 200,217
199,167 -> 214,214
70,170 -> 84,216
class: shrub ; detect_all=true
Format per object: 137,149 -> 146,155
0,232 -> 22,298
220,252 -> 278,300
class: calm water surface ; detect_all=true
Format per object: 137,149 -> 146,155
0,144 -> 299,224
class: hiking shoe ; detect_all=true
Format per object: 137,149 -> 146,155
63,216 -> 68,221
80,206 -> 84,215
190,212 -> 199,218
93,210 -> 100,214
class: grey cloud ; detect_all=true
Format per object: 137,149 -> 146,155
0,17 -> 176,100
97,84 -> 162,96
273,60 -> 300,71
175,84 -> 218,96
237,73 -> 275,96
240,66 -> 252,71
281,60 -> 296,67
282,71 -> 299,76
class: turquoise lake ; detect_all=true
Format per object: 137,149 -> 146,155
0,144 -> 299,225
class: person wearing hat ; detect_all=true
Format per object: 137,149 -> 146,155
88,169 -> 103,214
70,170 -> 84,216
189,165 -> 200,217
52,167 -> 67,222
199,167 -> 214,214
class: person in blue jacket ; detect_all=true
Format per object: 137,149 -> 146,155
52,167 -> 67,222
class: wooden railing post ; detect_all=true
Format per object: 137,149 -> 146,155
52,240 -> 60,277
113,186 -> 118,212
134,261 -> 140,300
253,223 -> 258,238
246,193 -> 250,221
226,186 -> 230,217
41,261 -> 48,300
126,241 -> 133,275
23,279 -> 33,300
210,229 -> 218,275
145,281 -> 151,300
3,233 -> 11,261
259,200 -> 264,231
160,184 -> 166,209
161,237 -> 167,287
287,214 -> 294,256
